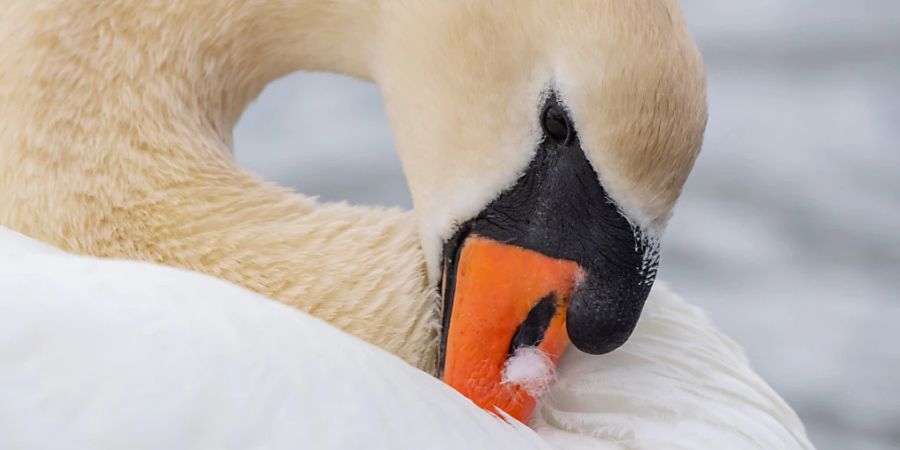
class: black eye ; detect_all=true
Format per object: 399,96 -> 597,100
541,104 -> 571,144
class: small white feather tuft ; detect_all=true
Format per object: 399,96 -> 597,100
501,347 -> 557,397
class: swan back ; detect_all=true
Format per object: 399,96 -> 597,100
534,285 -> 813,449
0,228 -> 546,450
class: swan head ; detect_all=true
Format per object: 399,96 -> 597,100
373,0 -> 706,421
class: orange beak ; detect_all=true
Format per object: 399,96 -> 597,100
440,235 -> 583,423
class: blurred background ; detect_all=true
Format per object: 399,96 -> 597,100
234,2 -> 899,449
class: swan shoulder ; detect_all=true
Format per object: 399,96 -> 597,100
534,284 -> 813,449
0,227 -> 547,450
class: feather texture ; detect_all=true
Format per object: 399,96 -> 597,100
0,227 -> 546,450
0,228 -> 812,449
533,285 -> 813,449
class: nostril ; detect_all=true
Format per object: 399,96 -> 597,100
508,293 -> 558,355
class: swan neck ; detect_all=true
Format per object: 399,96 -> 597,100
0,1 -> 444,372
2,1 -> 381,145
170,0 -> 382,131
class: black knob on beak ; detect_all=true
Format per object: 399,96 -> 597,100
566,273 -> 651,355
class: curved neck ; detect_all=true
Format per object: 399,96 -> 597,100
1,1 -> 380,147
184,0 -> 381,131
0,1 -> 439,372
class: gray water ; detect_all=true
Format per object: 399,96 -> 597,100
234,2 -> 900,448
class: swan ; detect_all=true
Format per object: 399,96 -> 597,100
0,226 -> 811,449
0,0 -> 813,447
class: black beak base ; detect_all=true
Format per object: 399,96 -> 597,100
439,94 -> 660,360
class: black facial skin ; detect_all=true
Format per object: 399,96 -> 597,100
438,94 -> 659,376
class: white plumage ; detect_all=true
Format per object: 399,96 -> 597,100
0,227 -> 546,450
0,227 -> 813,449
502,347 -> 557,397
533,288 -> 814,449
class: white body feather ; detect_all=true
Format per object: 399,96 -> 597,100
534,287 -> 814,449
0,228 -> 812,449
0,228 -> 546,450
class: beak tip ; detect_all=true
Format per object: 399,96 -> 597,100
567,325 -> 633,355
565,288 -> 646,355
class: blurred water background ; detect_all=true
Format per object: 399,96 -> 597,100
234,2 -> 900,448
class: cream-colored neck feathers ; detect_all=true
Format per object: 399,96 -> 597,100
0,0 -> 706,374
0,1 -> 438,372
373,0 -> 706,275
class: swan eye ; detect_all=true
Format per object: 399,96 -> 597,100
541,104 -> 572,144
